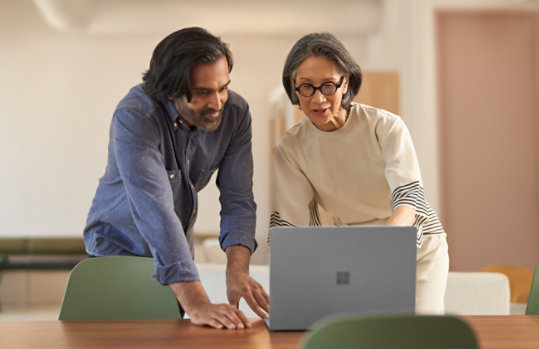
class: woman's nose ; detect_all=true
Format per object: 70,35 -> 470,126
311,89 -> 326,103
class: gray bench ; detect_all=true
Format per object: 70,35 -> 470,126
0,238 -> 87,311
0,238 -> 87,270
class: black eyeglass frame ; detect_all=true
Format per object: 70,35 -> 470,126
294,76 -> 345,97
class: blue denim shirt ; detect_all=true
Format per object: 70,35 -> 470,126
84,84 -> 257,284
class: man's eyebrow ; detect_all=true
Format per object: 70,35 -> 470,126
192,80 -> 231,92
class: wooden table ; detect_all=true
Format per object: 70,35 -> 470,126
0,316 -> 538,349
466,316 -> 539,349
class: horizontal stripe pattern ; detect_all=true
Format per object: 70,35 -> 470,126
269,199 -> 323,244
270,183 -> 445,246
392,181 -> 445,245
270,211 -> 294,228
308,200 -> 322,227
268,211 -> 293,245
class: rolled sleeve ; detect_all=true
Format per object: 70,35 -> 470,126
216,104 -> 257,254
154,260 -> 200,285
219,230 -> 258,253
112,107 -> 198,284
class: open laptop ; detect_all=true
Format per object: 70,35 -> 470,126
265,226 -> 417,331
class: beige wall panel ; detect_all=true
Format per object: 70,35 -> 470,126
437,11 -> 539,271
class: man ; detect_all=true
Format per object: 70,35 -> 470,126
84,27 -> 268,330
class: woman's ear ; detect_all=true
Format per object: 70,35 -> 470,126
290,76 -> 302,103
290,76 -> 297,94
342,73 -> 351,94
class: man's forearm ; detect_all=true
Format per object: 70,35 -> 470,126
169,280 -> 211,313
225,245 -> 251,274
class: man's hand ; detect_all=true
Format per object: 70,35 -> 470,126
188,301 -> 251,330
225,246 -> 270,319
169,280 -> 251,330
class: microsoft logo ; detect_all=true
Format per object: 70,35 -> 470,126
336,271 -> 350,285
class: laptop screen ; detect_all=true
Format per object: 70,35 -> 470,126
267,225 -> 417,331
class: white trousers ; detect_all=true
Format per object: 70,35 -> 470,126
415,233 -> 449,314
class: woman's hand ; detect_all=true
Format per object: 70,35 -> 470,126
386,206 -> 416,226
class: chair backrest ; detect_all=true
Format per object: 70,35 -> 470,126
480,265 -> 533,303
300,315 -> 478,349
444,272 -> 510,315
58,256 -> 181,320
526,265 -> 539,315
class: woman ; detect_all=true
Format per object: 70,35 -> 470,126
270,32 -> 448,314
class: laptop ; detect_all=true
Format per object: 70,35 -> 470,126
265,226 -> 417,331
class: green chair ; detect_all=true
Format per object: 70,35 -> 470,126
526,265 -> 539,315
300,315 -> 478,349
59,256 -> 181,320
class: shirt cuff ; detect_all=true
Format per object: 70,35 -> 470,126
219,232 -> 258,254
153,259 -> 200,285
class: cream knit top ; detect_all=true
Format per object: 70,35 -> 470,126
270,103 -> 444,245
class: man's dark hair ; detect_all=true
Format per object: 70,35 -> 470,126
143,27 -> 233,102
282,32 -> 362,109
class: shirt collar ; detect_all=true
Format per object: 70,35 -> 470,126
163,98 -> 200,133
163,98 -> 180,124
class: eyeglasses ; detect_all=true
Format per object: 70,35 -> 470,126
294,76 -> 345,97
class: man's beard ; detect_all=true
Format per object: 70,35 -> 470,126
197,108 -> 223,131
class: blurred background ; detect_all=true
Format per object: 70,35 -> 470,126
0,0 -> 538,318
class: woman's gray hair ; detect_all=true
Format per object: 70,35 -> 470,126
282,32 -> 362,109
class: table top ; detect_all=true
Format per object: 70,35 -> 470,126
0,316 -> 538,349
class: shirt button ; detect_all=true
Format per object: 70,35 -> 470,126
187,159 -> 191,165
173,122 -> 178,128
169,174 -> 175,179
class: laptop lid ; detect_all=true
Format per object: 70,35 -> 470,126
266,226 -> 416,331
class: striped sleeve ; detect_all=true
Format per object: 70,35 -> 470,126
374,110 -> 445,245
391,181 -> 445,245
270,211 -> 294,228
269,200 -> 321,244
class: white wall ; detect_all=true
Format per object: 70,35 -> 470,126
0,1 -> 394,248
0,1 -> 156,238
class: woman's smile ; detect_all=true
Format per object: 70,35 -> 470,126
311,107 -> 330,117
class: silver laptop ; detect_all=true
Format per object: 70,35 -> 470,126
265,226 -> 417,331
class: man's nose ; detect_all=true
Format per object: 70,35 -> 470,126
208,91 -> 223,110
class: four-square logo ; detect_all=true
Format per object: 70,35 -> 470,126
336,271 -> 350,285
